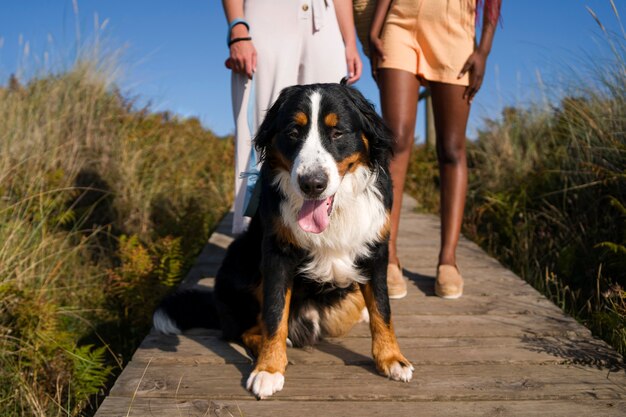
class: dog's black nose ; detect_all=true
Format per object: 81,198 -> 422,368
298,172 -> 328,198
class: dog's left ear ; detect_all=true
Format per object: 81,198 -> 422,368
339,85 -> 394,167
254,85 -> 302,163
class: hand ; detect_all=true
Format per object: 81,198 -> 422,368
344,42 -> 362,85
368,35 -> 386,82
458,50 -> 487,104
227,25 -> 257,79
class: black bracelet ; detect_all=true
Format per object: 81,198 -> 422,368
228,37 -> 252,47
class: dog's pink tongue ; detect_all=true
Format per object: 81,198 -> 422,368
298,197 -> 332,234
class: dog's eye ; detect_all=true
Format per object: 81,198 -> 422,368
288,128 -> 299,139
331,129 -> 343,140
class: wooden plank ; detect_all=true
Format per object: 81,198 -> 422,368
389,293 -> 565,316
212,399 -> 626,417
401,273 -> 544,298
107,363 -> 626,401
132,333 -> 621,367
347,314 -> 588,338
144,311 -> 588,340
95,397 -> 626,417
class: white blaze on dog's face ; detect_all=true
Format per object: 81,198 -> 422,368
291,91 -> 342,234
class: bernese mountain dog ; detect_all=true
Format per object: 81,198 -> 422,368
153,82 -> 413,399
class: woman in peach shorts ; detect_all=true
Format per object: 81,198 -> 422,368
368,0 -> 501,299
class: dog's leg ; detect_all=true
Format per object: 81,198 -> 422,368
358,242 -> 413,382
246,280 -> 292,399
241,323 -> 262,358
360,282 -> 413,381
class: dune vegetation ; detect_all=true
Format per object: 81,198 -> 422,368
2,7 -> 624,416
0,61 -> 233,415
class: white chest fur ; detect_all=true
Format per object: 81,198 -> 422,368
275,166 -> 387,288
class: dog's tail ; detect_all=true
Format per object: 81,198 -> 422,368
152,287 -> 220,335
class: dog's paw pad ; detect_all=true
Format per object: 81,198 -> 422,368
388,361 -> 414,382
246,370 -> 285,399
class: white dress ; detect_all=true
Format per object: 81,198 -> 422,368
231,0 -> 347,234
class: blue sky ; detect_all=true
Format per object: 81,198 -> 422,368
0,1 -> 624,139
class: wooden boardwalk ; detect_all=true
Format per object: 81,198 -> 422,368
96,196 -> 626,416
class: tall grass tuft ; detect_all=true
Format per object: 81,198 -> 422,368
406,10 -> 625,355
0,58 -> 233,415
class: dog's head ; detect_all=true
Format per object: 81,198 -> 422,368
254,83 -> 393,234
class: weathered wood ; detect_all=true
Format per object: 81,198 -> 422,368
131,332 -> 621,368
391,293 -> 565,316
95,195 -> 626,416
96,397 -> 626,417
98,397 -> 626,417
107,362 -> 625,401
350,313 -> 589,338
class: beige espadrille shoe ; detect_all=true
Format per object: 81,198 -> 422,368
387,263 -> 408,299
435,265 -> 463,299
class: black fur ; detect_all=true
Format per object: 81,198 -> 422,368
154,83 -> 396,349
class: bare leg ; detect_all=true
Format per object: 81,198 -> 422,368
377,69 -> 421,266
429,82 -> 471,268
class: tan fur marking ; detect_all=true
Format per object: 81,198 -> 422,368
255,288 -> 292,374
242,324 -> 263,358
267,148 -> 292,172
294,111 -> 308,126
242,285 -> 264,357
337,152 -> 368,176
321,287 -> 365,337
360,283 -> 410,376
324,112 -> 338,127
378,211 -> 391,240
274,218 -> 299,247
361,134 -> 370,154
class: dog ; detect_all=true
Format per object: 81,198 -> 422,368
153,82 -> 413,399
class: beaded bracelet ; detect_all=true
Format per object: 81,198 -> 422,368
228,37 -> 252,47
227,18 -> 250,46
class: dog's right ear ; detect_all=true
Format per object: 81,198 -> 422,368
254,85 -> 301,163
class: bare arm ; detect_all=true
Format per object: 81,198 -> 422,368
222,0 -> 257,79
458,0 -> 501,103
368,0 -> 393,80
333,0 -> 362,84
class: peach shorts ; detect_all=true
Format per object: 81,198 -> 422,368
379,0 -> 476,86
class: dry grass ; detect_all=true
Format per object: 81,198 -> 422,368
0,58 -> 233,415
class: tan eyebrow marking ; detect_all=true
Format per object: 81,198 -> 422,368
294,111 -> 308,126
324,113 -> 338,127
361,134 -> 370,153
336,151 -> 368,176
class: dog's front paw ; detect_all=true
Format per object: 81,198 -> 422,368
388,360 -> 414,382
377,357 -> 414,382
246,370 -> 285,399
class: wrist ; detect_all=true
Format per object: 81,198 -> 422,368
227,18 -> 249,46
476,46 -> 490,57
344,36 -> 357,49
231,25 -> 249,38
